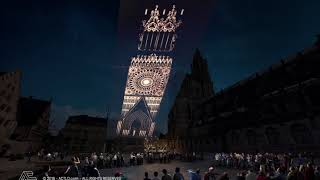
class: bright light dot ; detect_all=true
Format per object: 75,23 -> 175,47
140,78 -> 152,86
142,79 -> 151,85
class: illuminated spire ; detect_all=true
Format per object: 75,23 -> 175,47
138,5 -> 184,52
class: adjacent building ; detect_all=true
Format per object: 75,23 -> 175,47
0,71 -> 21,146
10,96 -> 51,152
167,49 -> 214,141
0,70 -> 52,154
167,36 -> 320,153
60,115 -> 108,153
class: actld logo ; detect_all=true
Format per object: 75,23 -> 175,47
19,171 -> 37,180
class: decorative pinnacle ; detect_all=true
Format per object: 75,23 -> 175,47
142,5 -> 183,32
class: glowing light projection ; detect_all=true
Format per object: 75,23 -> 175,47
138,5 -> 184,52
117,55 -> 172,136
117,5 -> 183,137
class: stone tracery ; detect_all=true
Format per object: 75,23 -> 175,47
117,5 -> 183,137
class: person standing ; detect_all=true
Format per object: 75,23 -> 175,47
113,153 -> 118,167
204,167 -> 217,180
130,153 -> 134,166
297,165 -> 305,180
106,154 -> 111,168
173,167 -> 184,180
89,163 -> 100,177
236,172 -> 246,180
195,169 -> 201,180
160,153 -> 163,163
92,152 -> 98,165
304,163 -> 315,180
83,157 -> 90,177
162,169 -> 172,180
98,153 -> 104,169
133,153 -> 136,165
153,171 -> 160,180
144,172 -> 151,180
64,157 -> 81,178
121,154 -> 125,167
188,169 -> 201,180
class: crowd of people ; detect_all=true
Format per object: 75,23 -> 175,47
141,166 -> 231,180
141,165 -> 320,180
78,152 -> 147,169
35,150 -> 144,168
35,149 -> 66,161
130,152 -> 144,165
142,167 -> 198,180
145,151 -> 173,164
210,152 -> 320,180
39,154 -> 129,179
213,152 -> 318,171
33,150 -> 320,180
140,152 -> 320,180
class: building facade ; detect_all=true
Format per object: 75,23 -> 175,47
10,96 -> 51,152
167,49 -> 214,142
167,36 -> 320,153
60,115 -> 108,153
116,5 -> 184,137
0,71 -> 21,146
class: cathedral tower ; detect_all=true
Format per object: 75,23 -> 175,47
116,5 -> 184,137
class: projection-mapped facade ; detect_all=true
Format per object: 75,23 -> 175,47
138,5 -> 183,52
117,5 -> 184,137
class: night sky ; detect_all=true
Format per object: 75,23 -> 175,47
1,0 -> 320,134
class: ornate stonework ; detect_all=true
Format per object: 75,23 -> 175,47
138,5 -> 184,52
142,5 -> 182,33
117,5 -> 183,137
117,55 -> 172,136
125,55 -> 172,97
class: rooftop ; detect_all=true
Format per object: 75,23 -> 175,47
17,96 -> 51,126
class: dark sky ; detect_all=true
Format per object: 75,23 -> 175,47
1,0 -> 320,134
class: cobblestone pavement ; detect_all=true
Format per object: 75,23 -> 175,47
100,160 -> 241,180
